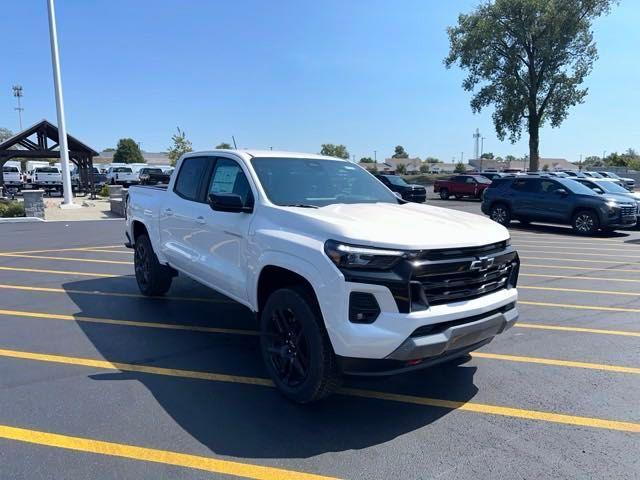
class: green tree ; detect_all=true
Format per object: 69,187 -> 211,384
542,163 -> 549,171
0,128 -> 13,142
480,152 -> 494,159
445,0 -> 615,171
425,157 -> 441,163
102,147 -> 115,152
320,144 -> 349,159
359,157 -> 374,163
216,142 -> 232,149
167,128 -> 193,166
419,163 -> 430,173
454,162 -> 467,173
392,145 -> 409,158
396,163 -> 407,175
113,138 -> 144,164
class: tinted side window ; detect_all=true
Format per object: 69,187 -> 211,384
174,157 -> 209,201
452,176 -> 465,183
465,177 -> 476,184
208,158 -> 254,206
539,179 -> 563,193
510,179 -> 539,193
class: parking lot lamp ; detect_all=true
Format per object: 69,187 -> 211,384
47,0 -> 75,207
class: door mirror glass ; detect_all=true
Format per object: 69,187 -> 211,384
555,188 -> 568,196
208,193 -> 251,213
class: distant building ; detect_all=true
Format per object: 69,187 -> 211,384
94,150 -> 171,167
385,157 -> 422,174
358,161 -> 393,173
469,157 -> 576,172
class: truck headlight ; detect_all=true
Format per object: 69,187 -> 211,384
324,240 -> 405,269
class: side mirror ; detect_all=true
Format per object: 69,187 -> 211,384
555,188 -> 568,196
208,193 -> 252,213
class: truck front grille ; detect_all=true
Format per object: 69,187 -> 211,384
410,244 -> 518,308
620,205 -> 637,217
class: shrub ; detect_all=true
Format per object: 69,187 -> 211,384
0,201 -> 25,218
99,184 -> 110,197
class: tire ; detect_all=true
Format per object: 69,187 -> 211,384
439,189 -> 450,200
134,234 -> 173,296
489,203 -> 511,226
454,194 -> 462,200
260,287 -> 341,403
572,210 -> 599,235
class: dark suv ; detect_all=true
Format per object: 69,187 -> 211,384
374,174 -> 427,202
481,176 -> 638,234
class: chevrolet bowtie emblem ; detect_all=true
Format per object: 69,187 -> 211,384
470,256 -> 494,272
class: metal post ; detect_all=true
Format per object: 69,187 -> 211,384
47,0 -> 76,207
12,86 -> 24,130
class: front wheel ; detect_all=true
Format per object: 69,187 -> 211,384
439,189 -> 450,200
134,234 -> 173,296
490,203 -> 511,226
260,287 -> 341,403
572,210 -> 599,235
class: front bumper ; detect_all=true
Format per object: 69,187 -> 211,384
337,301 -> 517,375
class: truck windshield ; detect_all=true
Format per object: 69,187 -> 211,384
251,157 -> 399,207
3,167 -> 19,173
384,175 -> 409,186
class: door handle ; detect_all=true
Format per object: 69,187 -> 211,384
163,208 -> 173,216
195,216 -> 206,224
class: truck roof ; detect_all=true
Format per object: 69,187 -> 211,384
183,149 -> 345,162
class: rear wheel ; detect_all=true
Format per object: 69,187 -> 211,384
260,287 -> 341,403
134,234 -> 173,296
572,210 -> 599,235
490,203 -> 511,226
439,189 -> 450,200
454,194 -> 462,200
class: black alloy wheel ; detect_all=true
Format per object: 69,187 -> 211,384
264,307 -> 310,388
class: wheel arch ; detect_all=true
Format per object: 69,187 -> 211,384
256,265 -> 321,316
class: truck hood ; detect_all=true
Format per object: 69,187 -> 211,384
275,202 -> 509,250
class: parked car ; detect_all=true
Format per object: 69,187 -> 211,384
478,172 -> 504,181
138,167 -> 172,185
574,178 -> 640,225
2,165 -> 23,190
71,167 -> 108,192
373,174 -> 426,202
482,175 -> 637,234
126,150 -> 520,403
32,166 -> 63,194
434,174 -> 492,200
106,166 -> 139,186
596,171 -> 636,191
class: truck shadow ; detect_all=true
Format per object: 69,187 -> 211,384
62,276 -> 479,459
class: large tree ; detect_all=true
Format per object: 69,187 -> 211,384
445,0 -> 615,171
215,142 -> 232,149
320,144 -> 349,159
167,128 -> 193,166
0,128 -> 13,142
113,138 -> 144,164
392,145 -> 409,159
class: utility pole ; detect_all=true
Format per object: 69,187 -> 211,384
460,151 -> 464,163
473,128 -> 480,161
602,150 -> 607,161
374,150 -> 377,162
480,136 -> 486,172
47,0 -> 76,207
12,85 -> 24,130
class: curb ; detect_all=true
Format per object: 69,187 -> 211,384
0,217 -> 45,223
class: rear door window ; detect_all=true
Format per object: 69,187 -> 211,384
174,157 -> 209,201
510,178 -> 539,193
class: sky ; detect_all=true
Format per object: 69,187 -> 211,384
1,0 -> 639,162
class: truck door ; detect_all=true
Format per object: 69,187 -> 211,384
531,179 -> 572,221
191,156 -> 255,302
158,156 -> 211,272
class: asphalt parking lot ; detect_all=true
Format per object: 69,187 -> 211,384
0,206 -> 639,479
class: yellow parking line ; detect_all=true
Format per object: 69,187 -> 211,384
519,285 -> 639,297
516,323 -> 640,338
0,284 -> 234,304
73,248 -> 133,255
517,249 -> 640,259
0,245 -> 123,255
472,352 -> 640,374
0,309 -> 256,336
521,263 -> 640,273
521,256 -> 640,266
0,266 -> 121,278
520,300 -> 640,313
0,425 -> 335,480
0,348 -> 638,433
521,273 -> 640,283
0,254 -> 132,265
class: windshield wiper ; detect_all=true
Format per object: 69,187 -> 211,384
282,203 -> 319,209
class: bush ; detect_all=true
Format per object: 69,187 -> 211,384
99,184 -> 110,197
0,201 -> 25,218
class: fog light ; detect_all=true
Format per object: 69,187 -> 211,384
349,292 -> 381,324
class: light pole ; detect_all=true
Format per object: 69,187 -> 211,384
374,150 -> 377,162
480,136 -> 485,171
12,85 -> 24,130
47,0 -> 75,207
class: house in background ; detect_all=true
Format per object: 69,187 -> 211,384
358,161 -> 394,173
385,157 -> 423,174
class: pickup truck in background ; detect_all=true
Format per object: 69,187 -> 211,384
107,166 -> 139,186
2,165 -> 23,191
32,166 -> 63,194
72,167 -> 108,193
434,174 -> 492,200
373,174 -> 427,202
126,150 -> 519,403
138,167 -> 171,185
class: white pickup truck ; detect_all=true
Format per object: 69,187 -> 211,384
126,150 -> 519,403
32,166 -> 63,193
2,165 -> 23,190
106,166 -> 139,186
